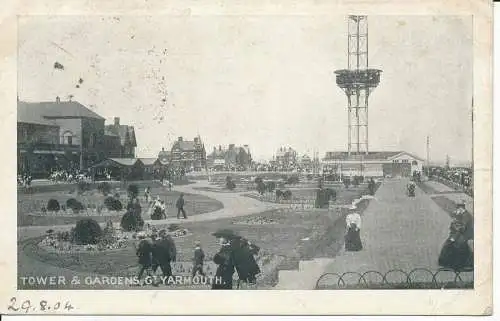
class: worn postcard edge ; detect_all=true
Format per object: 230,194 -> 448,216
0,0 -> 492,315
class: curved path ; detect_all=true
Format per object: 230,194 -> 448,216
18,181 -> 286,240
17,180 -> 287,289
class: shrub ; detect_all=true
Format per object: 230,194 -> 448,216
73,219 -> 103,245
104,197 -> 123,211
343,177 -> 351,188
127,184 -> 139,200
306,174 -> 313,181
256,181 -> 266,195
66,198 -> 84,213
275,190 -> 283,200
98,182 -> 112,196
46,199 -> 60,212
77,181 -> 91,194
325,188 -> 337,201
120,204 -> 144,232
282,190 -> 292,200
286,176 -> 300,185
226,176 -> 236,190
266,181 -> 276,192
254,177 -> 264,185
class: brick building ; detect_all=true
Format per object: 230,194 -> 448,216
170,136 -> 206,172
105,117 -> 137,158
207,144 -> 252,170
17,97 -> 134,178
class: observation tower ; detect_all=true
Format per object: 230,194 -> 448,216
335,15 -> 382,156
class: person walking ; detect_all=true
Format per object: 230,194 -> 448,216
192,241 -> 206,278
135,239 -> 156,286
152,230 -> 176,279
176,193 -> 187,219
345,211 -> 363,251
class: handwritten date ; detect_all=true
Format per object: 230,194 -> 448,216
7,297 -> 74,313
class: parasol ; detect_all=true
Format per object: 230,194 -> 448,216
212,228 -> 242,240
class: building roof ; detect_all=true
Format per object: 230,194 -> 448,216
139,158 -> 158,166
90,158 -> 142,168
18,101 -> 105,125
105,124 -> 137,147
173,140 -> 201,151
108,158 -> 140,166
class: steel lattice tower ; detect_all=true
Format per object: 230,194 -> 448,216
335,15 -> 382,155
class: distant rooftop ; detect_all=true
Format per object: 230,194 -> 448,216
18,99 -> 105,125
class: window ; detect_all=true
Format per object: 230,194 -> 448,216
62,131 -> 74,145
412,160 -> 418,165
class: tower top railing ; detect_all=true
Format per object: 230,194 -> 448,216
335,69 -> 382,89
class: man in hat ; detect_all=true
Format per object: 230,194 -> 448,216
152,229 -> 176,278
211,230 -> 238,289
176,193 -> 187,219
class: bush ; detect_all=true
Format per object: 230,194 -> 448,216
120,211 -> 144,232
256,181 -> 266,195
104,197 -> 123,211
46,199 -> 60,212
98,182 -> 112,196
306,174 -> 313,181
286,176 -> 300,185
77,181 -> 91,194
343,177 -> 351,188
66,198 -> 84,213
127,184 -> 139,199
120,203 -> 143,231
325,188 -> 337,201
266,181 -> 276,192
282,190 -> 292,200
73,219 -> 103,245
254,177 -> 263,185
226,176 -> 236,190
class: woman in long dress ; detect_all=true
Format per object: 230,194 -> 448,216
212,236 -> 236,289
438,201 -> 474,270
345,212 -> 363,251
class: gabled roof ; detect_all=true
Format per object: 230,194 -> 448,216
108,158 -> 141,166
105,124 -> 137,147
90,158 -> 142,168
387,151 -> 425,162
18,101 -> 105,124
139,158 -> 158,166
173,140 -> 199,151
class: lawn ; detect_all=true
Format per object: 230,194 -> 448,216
18,185 -> 223,227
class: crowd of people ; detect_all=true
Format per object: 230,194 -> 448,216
48,169 -> 94,183
426,166 -> 473,195
133,228 -> 261,289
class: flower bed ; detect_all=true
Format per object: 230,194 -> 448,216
233,216 -> 277,225
38,223 -> 192,254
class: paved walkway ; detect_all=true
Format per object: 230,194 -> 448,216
18,181 -> 286,289
18,181 -> 286,240
323,178 -> 455,275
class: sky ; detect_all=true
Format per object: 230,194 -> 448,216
18,15 -> 473,164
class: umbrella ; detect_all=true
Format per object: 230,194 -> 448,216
212,228 -> 241,240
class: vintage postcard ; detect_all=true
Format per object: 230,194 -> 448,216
0,0 -> 492,315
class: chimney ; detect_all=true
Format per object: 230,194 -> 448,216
219,145 -> 221,151
178,136 -> 183,142
162,147 -> 165,151
213,147 -> 216,151
229,144 -> 235,150
56,96 -> 60,103
194,137 -> 199,143
114,117 -> 120,126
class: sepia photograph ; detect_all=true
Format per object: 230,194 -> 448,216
1,0 -> 492,315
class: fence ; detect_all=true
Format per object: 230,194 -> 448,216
315,268 -> 474,289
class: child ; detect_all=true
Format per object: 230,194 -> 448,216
192,241 -> 206,277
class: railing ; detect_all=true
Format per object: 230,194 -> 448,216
315,268 -> 474,289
